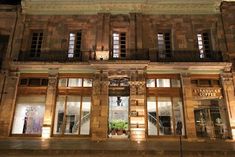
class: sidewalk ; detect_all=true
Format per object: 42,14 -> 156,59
0,138 -> 235,157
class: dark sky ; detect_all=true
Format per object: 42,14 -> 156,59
0,0 -> 21,5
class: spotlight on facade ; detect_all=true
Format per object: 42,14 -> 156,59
232,128 -> 235,140
95,50 -> 109,60
41,126 -> 51,139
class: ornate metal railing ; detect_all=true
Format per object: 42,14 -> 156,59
17,49 -> 225,62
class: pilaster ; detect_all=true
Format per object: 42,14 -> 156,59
129,70 -> 146,141
221,72 -> 235,139
181,73 -> 197,139
91,70 -> 109,141
42,69 -> 58,138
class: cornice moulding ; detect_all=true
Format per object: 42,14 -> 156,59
21,0 -> 224,15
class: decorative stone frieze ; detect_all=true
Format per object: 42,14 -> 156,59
22,0 -> 222,15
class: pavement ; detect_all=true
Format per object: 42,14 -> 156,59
0,137 -> 235,157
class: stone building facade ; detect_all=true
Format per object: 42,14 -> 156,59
0,0 -> 235,142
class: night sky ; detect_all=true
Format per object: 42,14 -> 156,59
0,0 -> 21,5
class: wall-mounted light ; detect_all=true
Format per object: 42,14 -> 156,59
41,126 -> 51,139
95,46 -> 109,60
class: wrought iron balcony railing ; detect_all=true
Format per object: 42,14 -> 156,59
17,49 -> 225,62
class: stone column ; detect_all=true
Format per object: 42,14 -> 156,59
221,73 -> 235,139
42,69 -> 58,138
181,73 -> 197,138
91,70 -> 109,141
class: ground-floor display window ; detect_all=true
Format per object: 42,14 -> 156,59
108,96 -> 129,138
53,95 -> 91,135
194,99 -> 229,139
12,96 -> 45,135
147,97 -> 185,136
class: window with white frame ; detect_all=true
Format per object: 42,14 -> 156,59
68,32 -> 82,58
197,32 -> 211,59
157,32 -> 171,59
112,32 -> 126,58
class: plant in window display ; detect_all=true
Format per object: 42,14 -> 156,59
109,119 -> 128,135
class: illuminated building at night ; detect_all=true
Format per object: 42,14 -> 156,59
0,0 -> 235,143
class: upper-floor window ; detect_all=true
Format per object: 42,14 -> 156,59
30,32 -> 43,57
68,32 -> 82,58
157,32 -> 171,59
197,32 -> 211,59
146,78 -> 181,88
112,32 -> 126,58
58,78 -> 92,87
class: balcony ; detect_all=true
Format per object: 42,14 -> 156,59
17,49 -> 225,63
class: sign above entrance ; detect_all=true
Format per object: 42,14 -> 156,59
192,87 -> 223,99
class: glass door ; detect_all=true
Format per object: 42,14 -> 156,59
108,96 -> 129,138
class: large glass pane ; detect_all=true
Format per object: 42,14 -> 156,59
64,96 -> 81,134
68,78 -> 82,87
173,98 -> 185,135
58,78 -> 67,87
109,96 -> 129,138
158,97 -> 172,135
171,79 -> 181,87
157,79 -> 170,87
83,79 -> 92,87
147,97 -> 158,135
146,79 -> 156,87
80,97 -> 91,135
53,96 -> 65,134
12,96 -> 45,134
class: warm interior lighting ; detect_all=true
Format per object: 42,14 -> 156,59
232,129 -> 235,140
95,50 -> 109,60
42,126 -> 51,139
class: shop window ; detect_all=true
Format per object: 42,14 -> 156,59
12,96 -> 45,135
157,32 -> 171,59
112,32 -> 126,58
68,78 -> 82,87
53,96 -> 91,135
173,97 -> 185,135
171,79 -> 181,87
194,100 -> 228,139
68,32 -> 82,58
19,78 -> 48,87
30,32 -> 43,57
197,32 -> 211,59
146,79 -> 155,87
147,97 -> 157,135
58,78 -> 92,87
83,79 -> 93,87
158,97 -> 172,135
147,97 -> 184,136
146,78 -> 181,88
156,79 -> 170,87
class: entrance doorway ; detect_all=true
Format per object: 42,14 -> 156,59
194,100 -> 228,139
108,96 -> 129,138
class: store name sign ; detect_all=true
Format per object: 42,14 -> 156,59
192,87 -> 222,99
